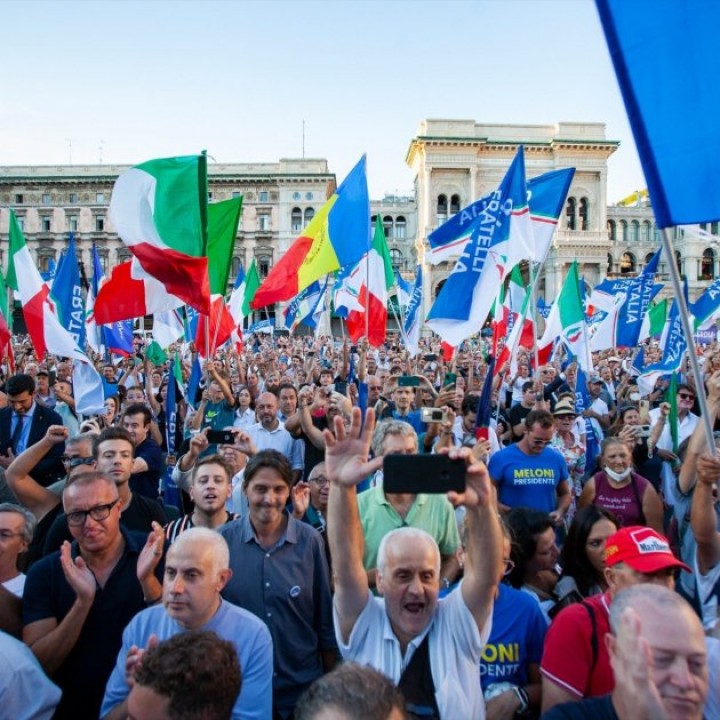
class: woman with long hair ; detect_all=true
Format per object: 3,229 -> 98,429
556,506 -> 618,600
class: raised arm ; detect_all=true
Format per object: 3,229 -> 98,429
691,454 -> 720,574
6,425 -> 67,518
448,447 -> 503,633
325,408 -> 383,643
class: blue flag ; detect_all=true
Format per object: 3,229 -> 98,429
283,279 -> 327,332
51,234 -> 86,349
474,355 -> 496,441
87,245 -> 134,356
162,355 -> 181,509
575,368 -> 600,473
427,147 -> 532,347
403,265 -> 423,355
615,248 -> 662,347
691,277 -> 720,327
394,269 -> 412,306
596,0 -> 720,227
184,305 -> 200,342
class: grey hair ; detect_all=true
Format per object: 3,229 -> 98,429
170,527 -> 230,572
609,584 -> 695,635
376,527 -> 440,577
371,419 -> 418,457
0,502 -> 36,544
66,432 -> 96,451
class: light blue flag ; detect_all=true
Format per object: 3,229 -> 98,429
537,297 -> 552,320
575,368 -> 600,472
51,234 -> 86,349
403,266 -> 423,355
596,0 -> 720,227
247,318 -> 275,335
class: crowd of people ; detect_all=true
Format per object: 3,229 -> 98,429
0,330 -> 718,720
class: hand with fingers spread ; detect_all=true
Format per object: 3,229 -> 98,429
137,522 -> 165,584
60,540 -> 97,605
324,408 -> 383,488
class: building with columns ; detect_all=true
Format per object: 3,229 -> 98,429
0,158 -> 335,323
406,118 -> 719,318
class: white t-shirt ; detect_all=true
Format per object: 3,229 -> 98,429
2,573 -> 26,598
335,585 -> 491,719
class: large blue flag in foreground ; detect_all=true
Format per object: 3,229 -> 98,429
426,147 -> 533,347
51,234 -> 86,349
596,0 -> 720,227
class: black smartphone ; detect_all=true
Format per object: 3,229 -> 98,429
398,375 -> 420,387
423,353 -> 437,361
206,430 -> 235,445
383,454 -> 466,494
350,345 -> 358,354
334,380 -> 348,396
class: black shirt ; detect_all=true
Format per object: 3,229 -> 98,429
42,492 -> 167,556
541,695 -> 618,720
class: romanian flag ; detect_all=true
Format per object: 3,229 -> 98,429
251,155 -> 370,309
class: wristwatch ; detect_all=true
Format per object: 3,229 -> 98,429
513,686 -> 530,717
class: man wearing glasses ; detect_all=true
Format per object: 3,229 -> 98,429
488,409 -> 571,525
22,471 -> 159,719
5,426 -> 95,569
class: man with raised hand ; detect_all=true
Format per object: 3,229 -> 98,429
325,407 -> 502,720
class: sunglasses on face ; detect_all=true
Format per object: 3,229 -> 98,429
61,456 -> 95,469
678,393 -> 695,401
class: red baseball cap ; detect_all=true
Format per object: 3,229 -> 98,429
604,526 -> 691,574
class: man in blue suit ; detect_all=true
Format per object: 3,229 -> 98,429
0,374 -> 65,487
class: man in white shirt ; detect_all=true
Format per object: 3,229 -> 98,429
326,408 -> 502,719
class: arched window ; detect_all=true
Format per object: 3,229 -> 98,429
395,216 -> 406,239
435,279 -> 447,298
642,221 -> 652,242
702,248 -> 715,279
607,220 -> 616,242
620,252 -> 636,274
607,253 -> 614,274
631,221 -> 640,242
258,255 -> 271,278
579,197 -> 589,230
566,197 -> 576,230
231,256 -> 243,277
383,215 -> 393,239
621,220 -> 628,242
304,207 -> 315,224
389,248 -> 403,271
450,194 -> 461,214
291,207 -> 303,232
437,194 -> 448,224
645,252 -> 655,266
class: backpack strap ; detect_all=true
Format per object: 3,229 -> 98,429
581,600 -> 598,676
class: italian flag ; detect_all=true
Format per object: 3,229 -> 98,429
110,155 -> 211,314
538,261 -> 593,372
494,265 -> 535,371
346,216 -> 394,347
7,211 -> 105,414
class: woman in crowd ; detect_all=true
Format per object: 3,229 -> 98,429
103,394 -> 120,427
505,508 -> 560,624
234,386 -> 256,428
555,506 -> 618,601
578,436 -> 663,532
611,404 -> 663,491
549,397 -> 586,520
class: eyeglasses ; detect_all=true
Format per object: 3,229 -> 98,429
678,393 -> 695,401
61,456 -> 95,469
66,499 -> 119,527
310,475 -> 329,486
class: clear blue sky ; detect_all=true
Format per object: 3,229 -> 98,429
0,0 -> 644,202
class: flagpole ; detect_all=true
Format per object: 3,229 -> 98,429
390,300 -> 408,346
529,265 -> 541,373
364,247 -> 370,344
661,228 -> 715,450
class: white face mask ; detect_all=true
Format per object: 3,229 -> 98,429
604,466 -> 632,482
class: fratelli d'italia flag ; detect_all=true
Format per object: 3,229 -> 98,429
251,155 -> 370,309
109,155 -> 211,314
